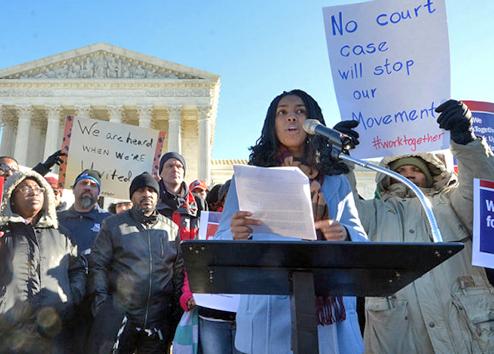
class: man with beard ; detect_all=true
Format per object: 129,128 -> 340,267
57,169 -> 111,353
58,169 -> 111,256
88,172 -> 184,354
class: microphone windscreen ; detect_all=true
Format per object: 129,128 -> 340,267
303,119 -> 321,135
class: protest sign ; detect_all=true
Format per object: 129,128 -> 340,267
472,178 -> 494,269
58,116 -> 166,199
198,211 -> 222,240
195,210 -> 239,312
323,0 -> 450,158
463,100 -> 494,151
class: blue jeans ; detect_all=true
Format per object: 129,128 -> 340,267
199,317 -> 243,354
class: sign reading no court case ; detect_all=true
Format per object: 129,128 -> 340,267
59,116 -> 166,199
323,0 -> 450,158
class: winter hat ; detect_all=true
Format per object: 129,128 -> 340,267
189,179 -> 207,192
389,157 -> 433,187
159,152 -> 186,175
129,172 -> 159,198
73,169 -> 102,192
44,175 -> 60,189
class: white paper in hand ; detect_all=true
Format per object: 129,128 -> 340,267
233,165 -> 316,240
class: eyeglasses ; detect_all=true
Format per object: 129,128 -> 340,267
17,186 -> 45,195
0,163 -> 18,176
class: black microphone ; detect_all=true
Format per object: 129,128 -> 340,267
303,119 -> 344,147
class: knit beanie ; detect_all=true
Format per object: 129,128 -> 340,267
73,169 -> 102,192
389,157 -> 433,187
159,152 -> 186,175
129,172 -> 159,198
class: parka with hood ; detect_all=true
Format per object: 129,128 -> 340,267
0,170 -> 86,352
348,138 -> 494,353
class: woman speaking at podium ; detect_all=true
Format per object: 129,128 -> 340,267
215,89 -> 368,354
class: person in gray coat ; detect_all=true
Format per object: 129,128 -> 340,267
335,99 -> 494,353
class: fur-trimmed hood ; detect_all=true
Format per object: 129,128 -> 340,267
0,170 -> 58,228
376,151 -> 457,199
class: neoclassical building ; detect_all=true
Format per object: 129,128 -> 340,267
0,43 -> 220,183
0,43 -> 379,199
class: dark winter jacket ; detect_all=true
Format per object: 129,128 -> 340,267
157,181 -> 199,241
0,170 -> 86,352
58,205 -> 111,256
89,206 -> 184,328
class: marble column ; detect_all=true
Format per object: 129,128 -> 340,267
44,105 -> 62,160
75,104 -> 91,120
138,105 -> 153,128
197,106 -> 212,183
0,111 -> 16,157
0,106 -> 6,155
30,118 -> 45,167
167,105 -> 182,153
108,105 -> 123,123
13,105 -> 32,165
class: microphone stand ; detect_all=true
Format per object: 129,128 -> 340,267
333,142 -> 443,243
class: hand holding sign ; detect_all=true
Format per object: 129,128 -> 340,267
323,0 -> 450,158
59,117 -> 166,199
436,100 -> 476,145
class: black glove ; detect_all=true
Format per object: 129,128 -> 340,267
43,150 -> 65,168
333,120 -> 360,149
32,150 -> 66,176
435,100 -> 476,145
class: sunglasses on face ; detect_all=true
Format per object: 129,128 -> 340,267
0,163 -> 18,175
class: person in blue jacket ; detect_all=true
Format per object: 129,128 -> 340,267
215,89 -> 368,354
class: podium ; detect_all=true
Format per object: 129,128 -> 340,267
182,240 -> 463,354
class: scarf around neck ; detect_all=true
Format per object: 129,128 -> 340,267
279,151 -> 346,325
159,180 -> 198,217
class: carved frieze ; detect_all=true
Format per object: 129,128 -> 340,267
1,51 -> 202,80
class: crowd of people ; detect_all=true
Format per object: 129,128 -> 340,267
0,89 -> 493,354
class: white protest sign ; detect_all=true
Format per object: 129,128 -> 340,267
59,116 -> 165,199
323,0 -> 450,158
472,178 -> 494,269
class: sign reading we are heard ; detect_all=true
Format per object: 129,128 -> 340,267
59,116 -> 165,199
323,0 -> 450,158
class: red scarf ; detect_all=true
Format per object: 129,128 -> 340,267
171,189 -> 199,241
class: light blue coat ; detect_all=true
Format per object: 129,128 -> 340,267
215,174 -> 368,354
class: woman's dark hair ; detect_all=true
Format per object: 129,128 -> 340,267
206,184 -> 223,210
248,89 -> 348,175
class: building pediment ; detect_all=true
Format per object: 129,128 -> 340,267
0,43 -> 218,81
